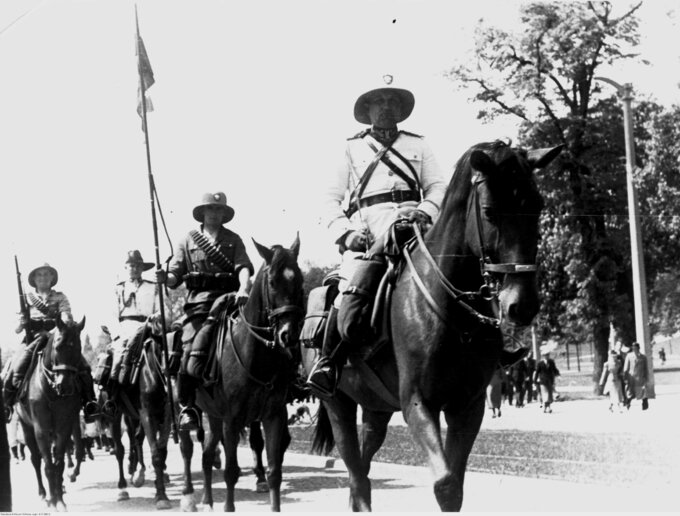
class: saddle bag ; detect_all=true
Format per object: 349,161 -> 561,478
300,282 -> 338,349
338,257 -> 387,346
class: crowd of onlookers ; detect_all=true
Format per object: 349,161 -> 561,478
486,341 -> 653,417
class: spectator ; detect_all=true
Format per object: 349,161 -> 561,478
534,351 -> 560,413
509,358 -> 528,407
486,367 -> 504,418
599,350 -> 625,413
658,347 -> 666,365
623,342 -> 649,410
523,351 -> 537,404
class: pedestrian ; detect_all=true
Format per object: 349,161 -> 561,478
523,351 -> 537,404
599,350 -> 625,413
658,347 -> 666,365
623,342 -> 649,410
306,74 -> 447,398
486,367 -> 504,418
508,358 -> 528,407
156,191 -> 253,431
2,263 -> 100,422
534,351 -> 560,413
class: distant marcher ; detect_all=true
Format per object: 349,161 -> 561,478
509,359 -> 528,407
534,352 -> 560,413
486,367 -> 504,418
523,351 -> 537,404
623,342 -> 649,410
599,350 -> 625,413
7,410 -> 25,463
658,347 -> 666,365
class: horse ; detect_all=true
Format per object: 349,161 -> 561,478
97,324 -> 172,509
302,141 -> 563,511
16,317 -> 87,511
177,236 -> 304,512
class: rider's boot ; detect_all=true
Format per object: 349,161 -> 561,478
177,372 -> 200,432
306,307 -> 348,400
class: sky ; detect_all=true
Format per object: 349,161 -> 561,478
0,0 -> 678,347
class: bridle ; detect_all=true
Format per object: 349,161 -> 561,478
403,171 -> 538,328
230,263 -> 304,389
236,265 -> 305,350
40,334 -> 80,397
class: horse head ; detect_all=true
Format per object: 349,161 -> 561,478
464,142 -> 562,327
51,316 -> 86,396
251,234 -> 305,350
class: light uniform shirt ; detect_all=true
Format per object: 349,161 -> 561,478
325,130 -> 447,303
115,279 -> 160,343
27,290 -> 71,322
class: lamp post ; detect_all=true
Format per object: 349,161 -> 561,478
595,76 -> 654,397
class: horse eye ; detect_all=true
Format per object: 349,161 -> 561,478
483,206 -> 497,222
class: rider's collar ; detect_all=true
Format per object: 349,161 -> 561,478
370,126 -> 399,145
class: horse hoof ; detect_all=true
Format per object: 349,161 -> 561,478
69,473 -> 77,482
118,490 -> 130,501
156,499 -> 172,510
255,480 -> 269,493
56,501 -> 68,512
180,494 -> 197,512
201,504 -> 214,512
132,471 -> 145,488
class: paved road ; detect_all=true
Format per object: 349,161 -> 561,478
8,366 -> 679,512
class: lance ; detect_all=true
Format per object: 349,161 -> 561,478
135,7 -> 178,444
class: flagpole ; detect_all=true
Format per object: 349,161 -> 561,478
135,6 -> 178,444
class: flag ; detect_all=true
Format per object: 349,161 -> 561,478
136,32 -> 155,125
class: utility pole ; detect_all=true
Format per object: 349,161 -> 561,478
595,77 -> 655,398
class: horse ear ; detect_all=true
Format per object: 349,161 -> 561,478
469,150 -> 498,176
77,316 -> 86,332
527,144 -> 564,170
252,238 -> 274,264
290,232 -> 300,259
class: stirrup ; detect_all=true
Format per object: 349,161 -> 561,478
306,358 -> 338,401
178,406 -> 200,432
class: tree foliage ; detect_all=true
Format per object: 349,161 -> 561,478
445,1 -> 680,388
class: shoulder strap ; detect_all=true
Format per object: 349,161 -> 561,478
189,230 -> 235,272
365,136 -> 420,193
345,138 -> 394,217
27,293 -> 51,316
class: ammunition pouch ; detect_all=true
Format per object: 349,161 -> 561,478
337,257 -> 387,346
183,271 -> 238,292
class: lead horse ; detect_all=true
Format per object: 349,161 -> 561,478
303,141 -> 562,511
178,236 -> 304,512
17,317 -> 87,511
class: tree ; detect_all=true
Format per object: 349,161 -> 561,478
447,1 -> 646,390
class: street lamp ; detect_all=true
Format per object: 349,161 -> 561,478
594,76 -> 655,397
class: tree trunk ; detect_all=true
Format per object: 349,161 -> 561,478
591,320 -> 610,394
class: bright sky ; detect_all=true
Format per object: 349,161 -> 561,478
0,0 -> 678,347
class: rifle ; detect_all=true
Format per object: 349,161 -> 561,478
14,255 -> 33,342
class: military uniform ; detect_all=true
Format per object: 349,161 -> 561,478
166,196 -> 253,430
326,129 -> 447,302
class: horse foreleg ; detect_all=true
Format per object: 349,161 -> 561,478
441,397 -> 485,512
248,421 -> 267,492
21,421 -> 46,500
110,414 -> 129,501
324,394 -> 371,511
222,420 -> 241,512
178,428 -> 197,511
139,409 -> 171,510
400,386 -> 453,510
260,407 -> 289,512
199,416 -> 221,509
69,420 -> 85,482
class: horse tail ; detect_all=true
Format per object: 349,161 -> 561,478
310,402 -> 335,456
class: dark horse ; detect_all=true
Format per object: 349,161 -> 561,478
99,324 -> 172,509
302,141 -> 562,511
16,317 -> 87,511
177,236 -> 304,512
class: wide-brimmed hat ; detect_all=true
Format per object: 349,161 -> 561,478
192,192 -> 235,224
28,263 -> 58,288
125,250 -> 154,271
353,74 -> 415,125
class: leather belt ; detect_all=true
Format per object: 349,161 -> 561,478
119,315 -> 147,323
346,190 -> 420,218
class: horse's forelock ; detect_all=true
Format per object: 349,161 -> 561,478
267,246 -> 303,296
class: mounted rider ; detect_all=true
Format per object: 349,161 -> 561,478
3,263 -> 101,421
156,192 -> 253,431
99,250 -> 167,416
306,75 -> 447,399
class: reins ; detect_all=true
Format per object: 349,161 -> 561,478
403,174 -> 538,328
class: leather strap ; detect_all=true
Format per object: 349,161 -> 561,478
345,138 -> 395,218
189,230 -> 235,272
364,136 -> 420,193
